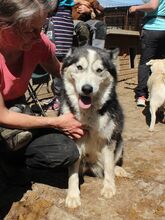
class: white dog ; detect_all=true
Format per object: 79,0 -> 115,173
147,59 -> 165,131
60,46 -> 128,208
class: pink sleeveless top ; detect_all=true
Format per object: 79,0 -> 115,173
0,33 -> 56,101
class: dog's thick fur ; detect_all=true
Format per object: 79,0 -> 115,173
61,46 -> 127,208
147,59 -> 165,131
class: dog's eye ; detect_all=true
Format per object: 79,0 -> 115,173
96,68 -> 103,73
77,65 -> 83,70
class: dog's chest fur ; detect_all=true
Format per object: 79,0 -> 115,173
77,117 -> 115,177
80,109 -> 115,139
63,102 -> 116,164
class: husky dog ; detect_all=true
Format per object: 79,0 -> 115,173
61,46 -> 127,208
147,59 -> 165,131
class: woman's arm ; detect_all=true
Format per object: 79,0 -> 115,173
129,0 -> 159,13
0,92 -> 84,139
40,54 -> 61,78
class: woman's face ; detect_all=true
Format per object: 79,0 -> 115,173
1,11 -> 48,51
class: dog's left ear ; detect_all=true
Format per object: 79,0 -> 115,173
65,47 -> 75,58
62,47 -> 77,69
107,48 -> 119,67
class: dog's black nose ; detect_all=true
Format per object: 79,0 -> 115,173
82,84 -> 93,95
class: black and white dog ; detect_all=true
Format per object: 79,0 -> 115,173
60,46 -> 127,208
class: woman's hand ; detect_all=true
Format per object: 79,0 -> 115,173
56,113 -> 84,139
129,6 -> 137,13
129,0 -> 159,13
77,4 -> 91,14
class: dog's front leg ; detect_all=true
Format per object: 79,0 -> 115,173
101,145 -> 116,198
65,158 -> 81,208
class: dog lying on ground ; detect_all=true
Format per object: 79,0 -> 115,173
147,59 -> 165,131
60,46 -> 128,208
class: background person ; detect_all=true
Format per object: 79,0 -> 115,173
129,0 -> 165,107
43,0 -> 76,110
49,0 -> 75,61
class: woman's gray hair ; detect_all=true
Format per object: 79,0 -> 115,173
0,0 -> 58,27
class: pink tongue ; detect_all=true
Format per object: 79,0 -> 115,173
78,96 -> 92,109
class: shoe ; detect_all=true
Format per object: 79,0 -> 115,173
43,97 -> 60,111
137,96 -> 146,107
52,97 -> 60,111
0,128 -> 33,151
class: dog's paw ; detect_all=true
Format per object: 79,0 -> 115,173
115,166 -> 132,178
65,195 -> 81,208
148,126 -> 154,132
101,185 -> 116,199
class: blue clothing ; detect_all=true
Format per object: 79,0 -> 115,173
143,0 -> 165,30
58,0 -> 74,7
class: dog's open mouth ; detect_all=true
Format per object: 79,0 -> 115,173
78,95 -> 92,109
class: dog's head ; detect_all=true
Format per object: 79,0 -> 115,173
62,46 -> 119,110
146,59 -> 165,74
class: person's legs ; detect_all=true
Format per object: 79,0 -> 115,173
74,20 -> 90,46
25,128 -> 79,170
0,138 -> 31,186
0,128 -> 79,187
85,20 -> 107,49
136,30 -> 165,106
24,128 -> 79,186
156,30 -> 165,59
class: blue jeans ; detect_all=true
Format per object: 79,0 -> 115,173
136,29 -> 165,98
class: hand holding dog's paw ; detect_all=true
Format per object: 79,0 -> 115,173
101,185 -> 116,199
65,195 -> 81,208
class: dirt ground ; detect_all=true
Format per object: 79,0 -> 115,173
1,75 -> 165,220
